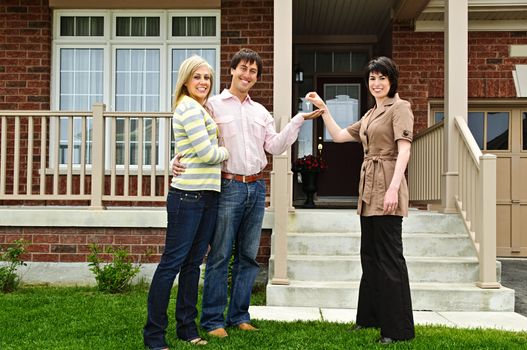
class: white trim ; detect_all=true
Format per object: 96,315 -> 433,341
415,19 -> 527,32
0,207 -> 275,229
513,65 -> 527,98
510,45 -> 527,57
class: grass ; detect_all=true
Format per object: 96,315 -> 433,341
0,285 -> 525,349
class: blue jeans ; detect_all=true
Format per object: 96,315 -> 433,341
144,188 -> 218,349
200,178 -> 266,331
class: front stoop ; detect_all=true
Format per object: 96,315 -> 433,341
267,209 -> 515,312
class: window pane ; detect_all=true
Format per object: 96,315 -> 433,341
76,17 -> 90,36
298,52 -> 315,74
60,48 -> 103,111
90,17 -> 104,36
523,112 -> 527,150
131,17 -> 145,36
434,112 -> 444,124
468,112 -> 484,149
202,17 -> 216,36
486,112 -> 509,150
172,17 -> 186,36
334,52 -> 350,72
187,17 -> 201,36
146,17 -> 160,36
60,17 -> 75,36
115,49 -> 160,112
316,52 -> 332,72
352,52 -> 368,72
116,17 -> 130,36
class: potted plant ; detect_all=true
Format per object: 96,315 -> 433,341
292,154 -> 328,207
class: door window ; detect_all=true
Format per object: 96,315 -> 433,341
323,84 -> 360,142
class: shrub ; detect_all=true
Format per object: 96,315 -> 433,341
0,239 -> 27,293
87,244 -> 141,293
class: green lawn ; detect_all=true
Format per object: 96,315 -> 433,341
0,286 -> 525,349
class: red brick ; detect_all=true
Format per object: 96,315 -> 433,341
26,243 -> 49,253
115,235 -> 141,245
141,235 -> 165,245
59,254 -> 86,262
32,253 -> 59,262
60,235 -> 86,244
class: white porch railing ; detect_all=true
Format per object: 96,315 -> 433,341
0,104 -> 173,207
408,116 -> 500,289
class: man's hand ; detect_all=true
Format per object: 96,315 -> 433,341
300,109 -> 324,120
171,153 -> 186,177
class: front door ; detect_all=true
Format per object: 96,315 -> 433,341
314,76 -> 368,197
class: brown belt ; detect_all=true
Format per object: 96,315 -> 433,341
221,172 -> 263,183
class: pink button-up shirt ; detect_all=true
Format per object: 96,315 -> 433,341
207,89 -> 305,176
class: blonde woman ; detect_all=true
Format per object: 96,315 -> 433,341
144,56 -> 229,349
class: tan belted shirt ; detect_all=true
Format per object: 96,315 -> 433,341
346,94 -> 414,217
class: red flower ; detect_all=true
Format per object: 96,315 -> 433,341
293,154 -> 328,173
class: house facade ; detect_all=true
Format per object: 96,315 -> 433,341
1,0 -> 527,288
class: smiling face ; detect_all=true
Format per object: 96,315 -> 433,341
185,65 -> 211,105
229,60 -> 258,100
368,71 -> 391,103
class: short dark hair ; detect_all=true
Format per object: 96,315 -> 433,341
230,48 -> 263,78
363,56 -> 399,98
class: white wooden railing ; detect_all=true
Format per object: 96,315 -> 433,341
409,116 -> 499,289
0,104 -> 173,207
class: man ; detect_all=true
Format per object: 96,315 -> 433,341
173,48 -> 321,337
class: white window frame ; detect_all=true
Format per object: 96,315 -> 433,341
51,9 -> 221,171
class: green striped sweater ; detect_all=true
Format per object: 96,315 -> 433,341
171,95 -> 229,192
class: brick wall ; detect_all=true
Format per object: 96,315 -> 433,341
220,0 -> 275,193
219,0 -> 274,110
0,0 -> 51,110
0,226 -> 272,266
393,25 -> 527,133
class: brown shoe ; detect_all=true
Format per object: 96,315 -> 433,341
237,322 -> 258,331
207,327 -> 228,338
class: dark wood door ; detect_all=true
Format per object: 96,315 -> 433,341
315,76 -> 368,197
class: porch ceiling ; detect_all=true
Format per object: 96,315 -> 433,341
293,0 -> 400,36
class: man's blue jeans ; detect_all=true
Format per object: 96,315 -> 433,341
144,188 -> 218,349
200,178 -> 266,331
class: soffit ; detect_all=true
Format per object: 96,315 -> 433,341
419,0 -> 527,21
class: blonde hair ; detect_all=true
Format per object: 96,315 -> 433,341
172,55 -> 214,110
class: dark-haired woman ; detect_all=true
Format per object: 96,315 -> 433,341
306,56 -> 415,344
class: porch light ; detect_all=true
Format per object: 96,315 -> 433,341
295,64 -> 304,83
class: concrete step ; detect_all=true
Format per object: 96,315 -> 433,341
269,255 -> 499,283
287,232 -> 476,257
288,209 -> 466,234
266,280 -> 515,311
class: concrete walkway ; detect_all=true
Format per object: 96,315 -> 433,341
249,306 -> 527,333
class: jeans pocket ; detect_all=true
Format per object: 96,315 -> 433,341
180,191 -> 201,202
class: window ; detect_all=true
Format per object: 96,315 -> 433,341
430,108 -> 510,151
52,10 -> 220,167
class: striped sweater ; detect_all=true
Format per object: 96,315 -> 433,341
171,95 -> 229,192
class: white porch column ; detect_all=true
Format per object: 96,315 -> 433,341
270,0 -> 292,285
442,0 -> 468,213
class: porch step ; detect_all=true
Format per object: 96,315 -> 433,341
266,281 -> 515,311
288,209 -> 466,234
288,232 -> 476,257
271,255 -> 490,283
267,209 -> 515,311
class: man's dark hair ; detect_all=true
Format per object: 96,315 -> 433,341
230,48 -> 263,78
363,56 -> 399,98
